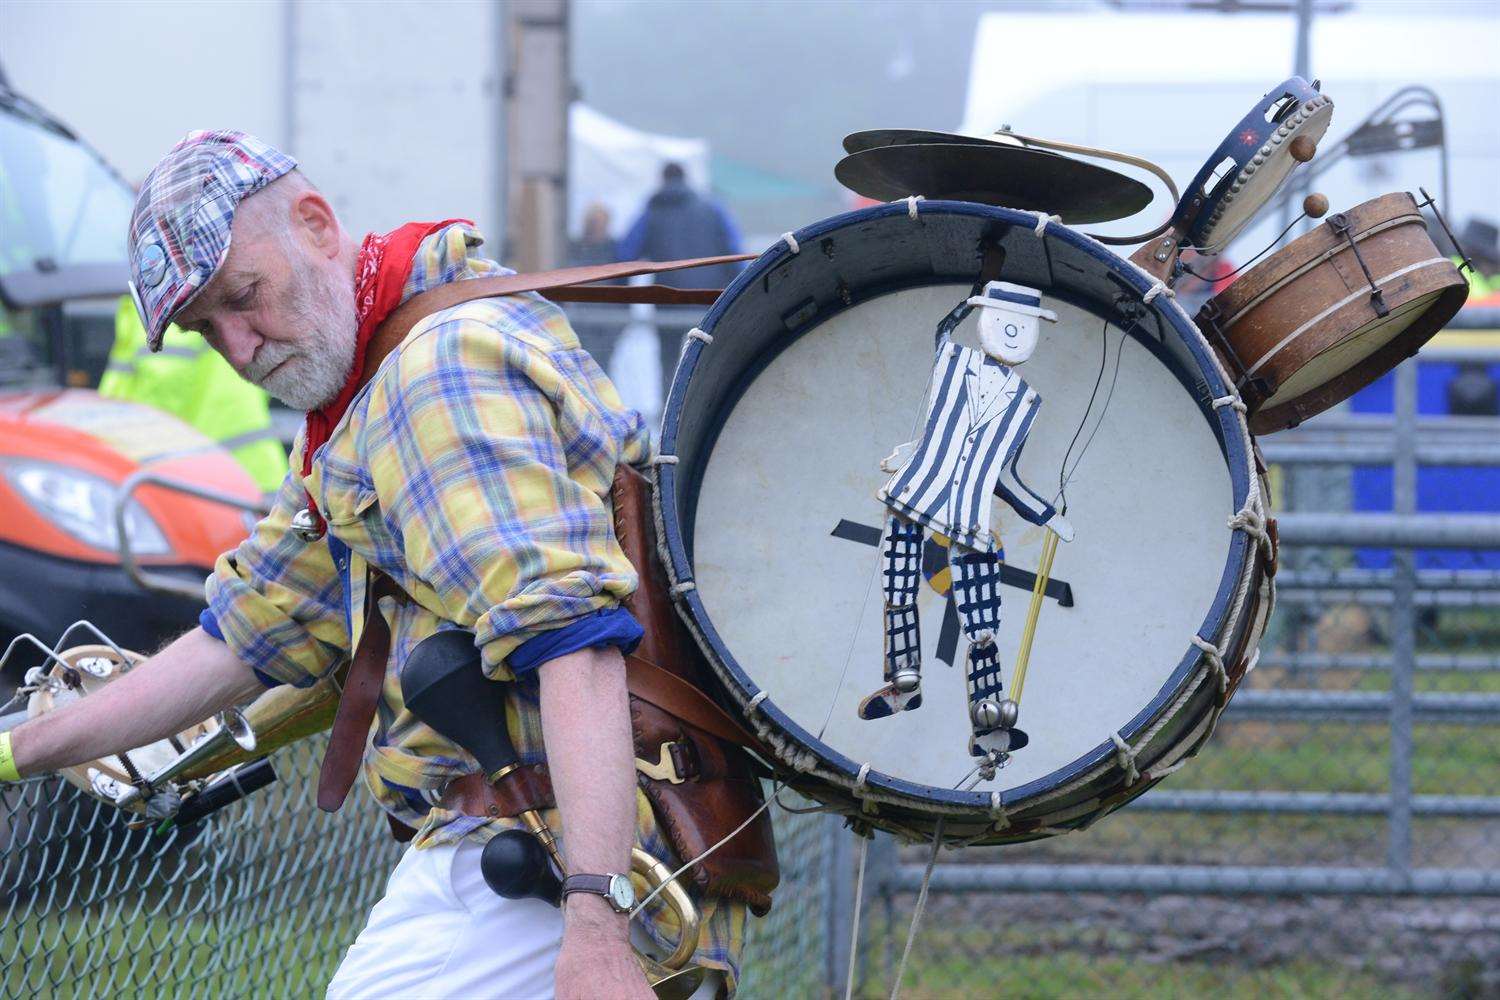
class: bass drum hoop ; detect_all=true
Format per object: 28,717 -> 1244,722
654,201 -> 1268,843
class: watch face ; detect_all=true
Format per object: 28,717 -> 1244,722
608,873 -> 636,911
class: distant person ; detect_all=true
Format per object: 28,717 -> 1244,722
619,163 -> 742,287
100,296 -> 286,493
1441,220 -> 1500,415
1447,362 -> 1499,417
565,203 -> 623,375
619,163 -> 744,396
1433,215 -> 1499,300
570,203 -> 618,270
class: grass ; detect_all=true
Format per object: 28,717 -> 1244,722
1,910 -> 359,999
1181,719 -> 1498,796
831,910 -> 1426,1000
854,953 -> 1416,1000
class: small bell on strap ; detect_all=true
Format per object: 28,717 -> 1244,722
290,507 -> 326,543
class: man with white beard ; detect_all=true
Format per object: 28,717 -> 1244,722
0,131 -> 746,998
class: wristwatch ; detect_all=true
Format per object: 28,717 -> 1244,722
561,872 -> 636,913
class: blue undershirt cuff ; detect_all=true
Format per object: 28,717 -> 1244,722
507,607 -> 644,675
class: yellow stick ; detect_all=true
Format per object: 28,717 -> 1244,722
1010,528 -> 1059,705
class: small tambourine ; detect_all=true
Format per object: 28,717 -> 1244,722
1176,76 -> 1334,256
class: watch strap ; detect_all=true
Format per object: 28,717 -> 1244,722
561,873 -> 614,899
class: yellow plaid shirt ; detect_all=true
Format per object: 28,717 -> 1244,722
203,223 -> 747,987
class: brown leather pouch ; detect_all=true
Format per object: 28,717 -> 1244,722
612,464 -> 779,916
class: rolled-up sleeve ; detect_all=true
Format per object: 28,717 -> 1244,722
364,299 -> 649,679
202,447 -> 350,688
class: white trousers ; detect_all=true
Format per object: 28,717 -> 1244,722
327,841 -> 725,1000
327,841 -> 563,999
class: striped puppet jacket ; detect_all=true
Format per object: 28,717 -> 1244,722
878,339 -> 1057,552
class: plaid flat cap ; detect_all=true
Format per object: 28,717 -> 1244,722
127,130 -> 297,351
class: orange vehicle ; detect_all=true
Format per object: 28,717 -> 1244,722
0,78 -> 263,665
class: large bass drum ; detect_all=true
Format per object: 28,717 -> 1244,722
654,201 -> 1276,844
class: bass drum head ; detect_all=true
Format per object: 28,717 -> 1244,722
658,202 -> 1263,842
693,287 -> 1228,790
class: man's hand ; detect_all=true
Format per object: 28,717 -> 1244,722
555,898 -> 652,1000
6,627 -> 264,779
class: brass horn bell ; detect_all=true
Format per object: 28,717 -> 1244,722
630,846 -> 706,1000
112,708 -> 258,808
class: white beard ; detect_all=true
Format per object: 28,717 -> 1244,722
248,264 -> 358,411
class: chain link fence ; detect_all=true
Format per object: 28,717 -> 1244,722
0,736 -> 831,999
1,738 -> 401,998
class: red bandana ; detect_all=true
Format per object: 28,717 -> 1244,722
300,219 -> 469,528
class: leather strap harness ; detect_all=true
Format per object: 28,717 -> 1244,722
314,253 -> 760,815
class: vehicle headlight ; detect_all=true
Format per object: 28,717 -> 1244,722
5,460 -> 171,556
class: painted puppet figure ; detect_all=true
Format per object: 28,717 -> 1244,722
859,281 -> 1074,758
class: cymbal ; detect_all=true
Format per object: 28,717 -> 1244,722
834,143 -> 1153,224
843,128 -> 1031,154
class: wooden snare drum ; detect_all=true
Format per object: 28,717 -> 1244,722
1197,191 -> 1469,434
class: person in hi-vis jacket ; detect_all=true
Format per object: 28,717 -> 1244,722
859,281 -> 1074,759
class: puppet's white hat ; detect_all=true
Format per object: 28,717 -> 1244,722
966,280 -> 1058,322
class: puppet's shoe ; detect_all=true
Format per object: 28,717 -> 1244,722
970,726 -> 1029,757
858,684 -> 922,720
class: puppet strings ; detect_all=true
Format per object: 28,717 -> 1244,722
1054,317 -> 1125,511
1055,317 -> 1110,508
1064,322 -> 1127,497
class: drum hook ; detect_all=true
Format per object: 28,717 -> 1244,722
1416,186 -> 1474,275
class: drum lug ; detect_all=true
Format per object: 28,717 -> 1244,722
1328,212 -> 1390,318
1197,298 -> 1254,386
1128,228 -> 1182,283
1265,516 -> 1280,578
